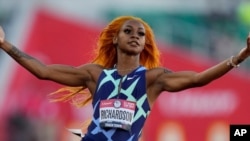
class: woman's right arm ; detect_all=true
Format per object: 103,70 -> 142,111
0,40 -> 95,87
0,26 -> 98,87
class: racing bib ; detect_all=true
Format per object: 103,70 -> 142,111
99,99 -> 136,131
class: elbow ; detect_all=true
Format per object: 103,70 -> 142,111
35,74 -> 47,80
193,82 -> 206,88
32,70 -> 50,80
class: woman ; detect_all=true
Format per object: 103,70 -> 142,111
0,16 -> 249,141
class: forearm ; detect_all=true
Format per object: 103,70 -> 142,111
196,55 -> 245,86
1,40 -> 47,78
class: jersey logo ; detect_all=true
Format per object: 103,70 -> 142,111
127,75 -> 138,80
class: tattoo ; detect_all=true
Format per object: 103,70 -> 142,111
8,45 -> 33,60
164,68 -> 173,73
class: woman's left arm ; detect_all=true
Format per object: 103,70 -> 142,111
157,34 -> 250,92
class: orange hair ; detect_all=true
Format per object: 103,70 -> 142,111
93,16 -> 160,69
50,16 -> 161,107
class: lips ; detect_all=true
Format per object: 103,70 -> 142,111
128,41 -> 139,46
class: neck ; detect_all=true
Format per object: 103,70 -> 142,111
115,65 -> 139,71
115,66 -> 139,76
116,59 -> 140,70
115,55 -> 140,75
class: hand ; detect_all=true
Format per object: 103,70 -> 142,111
238,33 -> 250,61
0,26 -> 5,46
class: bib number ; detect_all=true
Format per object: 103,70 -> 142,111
99,99 -> 136,131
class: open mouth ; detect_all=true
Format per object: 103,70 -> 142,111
128,41 -> 139,46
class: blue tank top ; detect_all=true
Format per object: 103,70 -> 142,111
82,66 -> 150,141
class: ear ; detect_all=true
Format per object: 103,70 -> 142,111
113,37 -> 118,45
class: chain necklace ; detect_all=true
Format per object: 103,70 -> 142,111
114,64 -> 135,98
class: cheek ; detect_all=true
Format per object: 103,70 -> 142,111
141,39 -> 146,47
117,35 -> 127,43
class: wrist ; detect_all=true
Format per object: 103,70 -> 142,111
235,54 -> 245,64
1,40 -> 13,52
227,56 -> 240,68
0,40 -> 5,49
0,39 -> 6,48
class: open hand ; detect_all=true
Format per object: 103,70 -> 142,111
0,26 -> 5,45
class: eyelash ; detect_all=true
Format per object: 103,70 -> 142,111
138,31 -> 145,36
124,29 -> 145,36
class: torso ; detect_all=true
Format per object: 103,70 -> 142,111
84,66 -> 151,141
86,64 -> 165,108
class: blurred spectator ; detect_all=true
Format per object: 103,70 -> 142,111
6,110 -> 38,141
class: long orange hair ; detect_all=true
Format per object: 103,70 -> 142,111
50,16 -> 161,107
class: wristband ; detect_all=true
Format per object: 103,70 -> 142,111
227,56 -> 240,68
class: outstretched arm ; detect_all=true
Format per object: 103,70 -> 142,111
0,26 -> 95,87
156,33 -> 250,92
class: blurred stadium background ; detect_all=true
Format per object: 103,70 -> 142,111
0,0 -> 249,141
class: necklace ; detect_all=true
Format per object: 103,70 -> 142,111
115,65 -> 139,99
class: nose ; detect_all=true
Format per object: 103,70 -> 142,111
131,32 -> 139,39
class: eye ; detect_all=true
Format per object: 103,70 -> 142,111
138,31 -> 145,36
124,29 -> 131,34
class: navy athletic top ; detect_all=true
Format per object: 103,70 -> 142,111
81,66 -> 151,141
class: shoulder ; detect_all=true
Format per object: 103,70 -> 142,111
78,63 -> 104,70
146,67 -> 172,77
145,67 -> 173,104
146,67 -> 173,85
77,63 -> 104,80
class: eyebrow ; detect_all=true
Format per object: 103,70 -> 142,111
125,25 -> 145,30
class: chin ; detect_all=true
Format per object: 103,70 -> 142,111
126,50 -> 142,56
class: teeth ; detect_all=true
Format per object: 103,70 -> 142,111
131,42 -> 137,45
130,42 -> 137,45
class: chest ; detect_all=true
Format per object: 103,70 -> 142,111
95,69 -> 146,101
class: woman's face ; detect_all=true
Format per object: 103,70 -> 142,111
114,20 -> 146,55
